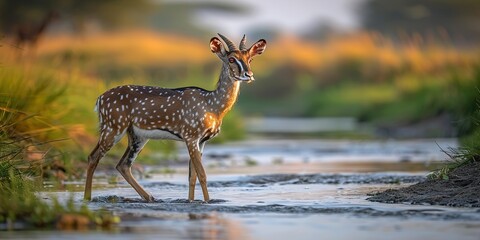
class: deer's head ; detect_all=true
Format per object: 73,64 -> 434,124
210,34 -> 267,83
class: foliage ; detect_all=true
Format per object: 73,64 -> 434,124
237,33 -> 480,138
145,1 -> 247,38
0,0 -> 152,32
2,29 -> 480,165
0,63 -> 81,178
360,0 -> 480,45
428,144 -> 480,180
429,92 -> 480,180
308,65 -> 480,125
0,168 -> 119,230
0,66 -> 67,139
0,66 -> 119,230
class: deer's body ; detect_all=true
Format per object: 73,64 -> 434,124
84,34 -> 266,202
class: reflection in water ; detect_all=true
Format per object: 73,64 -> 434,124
61,211 -> 250,240
187,213 -> 249,240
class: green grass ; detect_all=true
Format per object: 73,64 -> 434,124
306,83 -> 398,117
0,66 -> 69,143
300,65 -> 480,128
0,167 -> 119,230
0,115 -> 89,230
0,66 -> 120,230
429,90 -> 480,180
428,144 -> 480,180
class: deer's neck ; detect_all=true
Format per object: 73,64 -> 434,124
209,62 -> 241,119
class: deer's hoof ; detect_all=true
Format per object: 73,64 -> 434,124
144,195 -> 155,203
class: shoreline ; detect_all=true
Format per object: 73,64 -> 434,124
367,161 -> 480,208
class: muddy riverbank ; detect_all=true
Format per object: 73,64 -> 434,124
368,161 -> 480,207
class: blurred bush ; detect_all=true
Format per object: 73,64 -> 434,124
1,28 -> 479,167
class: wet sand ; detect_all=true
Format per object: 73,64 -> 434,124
368,161 -> 480,207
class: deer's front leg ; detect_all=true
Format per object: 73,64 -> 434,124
188,142 -> 205,201
186,140 -> 210,202
188,159 -> 197,201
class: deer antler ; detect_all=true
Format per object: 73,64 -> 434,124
218,33 -> 238,52
239,34 -> 247,51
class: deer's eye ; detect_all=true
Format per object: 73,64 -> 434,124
229,57 -> 235,63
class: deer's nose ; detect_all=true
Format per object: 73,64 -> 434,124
243,71 -> 254,81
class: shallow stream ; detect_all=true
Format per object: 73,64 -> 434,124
3,138 -> 480,240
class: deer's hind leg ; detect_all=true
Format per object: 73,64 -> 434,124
116,130 -> 153,202
84,130 -> 121,201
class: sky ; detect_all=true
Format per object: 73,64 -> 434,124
165,0 -> 364,38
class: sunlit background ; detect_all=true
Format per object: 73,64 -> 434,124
0,0 -> 479,169
1,0 -> 480,238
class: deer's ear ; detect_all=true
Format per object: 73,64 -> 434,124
210,37 -> 226,57
249,39 -> 267,57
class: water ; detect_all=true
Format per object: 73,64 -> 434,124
3,138 -> 480,240
182,138 -> 457,166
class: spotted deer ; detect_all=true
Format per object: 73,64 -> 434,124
84,34 -> 267,202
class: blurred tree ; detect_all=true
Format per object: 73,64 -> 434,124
0,0 -> 247,38
302,21 -> 339,41
246,26 -> 281,43
360,0 -> 480,45
145,1 -> 247,38
0,0 -> 152,34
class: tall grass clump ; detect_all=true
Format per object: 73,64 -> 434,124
429,145 -> 480,180
0,64 -> 74,178
0,105 -> 71,229
0,66 -> 68,141
0,66 -> 119,230
429,91 -> 480,180
0,165 -> 119,230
